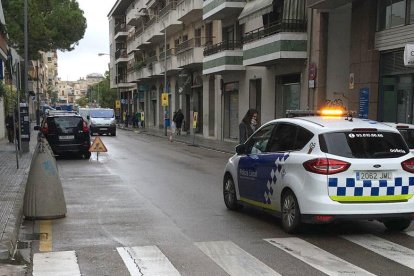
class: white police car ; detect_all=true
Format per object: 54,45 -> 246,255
382,122 -> 414,152
223,111 -> 414,233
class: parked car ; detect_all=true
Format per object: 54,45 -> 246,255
35,111 -> 91,159
381,122 -> 414,151
85,108 -> 116,136
223,112 -> 414,233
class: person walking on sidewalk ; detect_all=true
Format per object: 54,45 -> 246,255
5,113 -> 14,143
173,109 -> 184,135
239,108 -> 258,144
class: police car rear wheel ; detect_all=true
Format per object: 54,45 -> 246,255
383,218 -> 412,231
223,175 -> 239,210
281,191 -> 301,233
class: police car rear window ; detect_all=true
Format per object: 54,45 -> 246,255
319,131 -> 409,158
398,129 -> 414,149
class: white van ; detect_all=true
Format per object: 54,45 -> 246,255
86,108 -> 116,136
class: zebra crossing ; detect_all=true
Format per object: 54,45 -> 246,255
32,233 -> 414,276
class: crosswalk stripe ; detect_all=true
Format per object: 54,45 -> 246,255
195,240 -> 281,276
117,246 -> 181,276
342,234 -> 414,270
265,238 -> 374,276
406,231 -> 414,238
32,251 -> 81,276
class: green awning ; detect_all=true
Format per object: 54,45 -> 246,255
238,0 -> 273,25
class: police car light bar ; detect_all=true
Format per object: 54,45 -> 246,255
319,108 -> 344,116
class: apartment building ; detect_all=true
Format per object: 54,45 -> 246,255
108,0 -> 308,141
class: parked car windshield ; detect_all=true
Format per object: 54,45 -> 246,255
319,131 -> 409,158
90,109 -> 114,118
48,116 -> 83,134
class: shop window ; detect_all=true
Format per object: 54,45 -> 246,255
378,0 -> 406,31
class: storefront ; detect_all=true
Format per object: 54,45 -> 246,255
223,82 -> 239,140
379,50 -> 414,123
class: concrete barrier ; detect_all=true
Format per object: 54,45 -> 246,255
23,138 -> 66,219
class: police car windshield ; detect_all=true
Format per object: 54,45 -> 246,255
398,129 -> 414,149
319,131 -> 408,158
90,109 -> 114,118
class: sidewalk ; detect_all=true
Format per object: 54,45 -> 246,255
119,125 -> 238,154
0,132 -> 36,261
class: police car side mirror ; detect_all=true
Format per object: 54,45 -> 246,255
87,115 -> 90,120
34,125 -> 40,131
236,144 -> 247,155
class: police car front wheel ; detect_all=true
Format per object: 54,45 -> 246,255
383,218 -> 412,232
223,175 -> 240,211
281,190 -> 301,233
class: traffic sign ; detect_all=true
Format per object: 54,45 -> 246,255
89,137 -> 108,152
161,93 -> 169,107
115,100 -> 121,109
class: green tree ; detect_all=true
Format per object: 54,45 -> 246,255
91,72 -> 117,109
75,96 -> 88,107
3,0 -> 87,58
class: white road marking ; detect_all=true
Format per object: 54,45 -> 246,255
117,246 -> 181,276
195,240 -> 281,276
342,234 -> 414,270
32,251 -> 81,276
265,238 -> 375,276
406,231 -> 414,238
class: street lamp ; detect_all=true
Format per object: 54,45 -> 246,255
162,21 -> 167,136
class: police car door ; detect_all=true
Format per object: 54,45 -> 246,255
238,124 -> 277,208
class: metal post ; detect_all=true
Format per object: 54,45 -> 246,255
22,0 -> 28,152
36,61 -> 40,125
164,21 -> 167,136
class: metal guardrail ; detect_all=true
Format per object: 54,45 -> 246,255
115,48 -> 128,59
203,40 -> 242,56
159,48 -> 176,60
115,23 -> 126,34
243,19 -> 307,44
159,1 -> 177,18
176,37 -> 204,53
146,55 -> 158,64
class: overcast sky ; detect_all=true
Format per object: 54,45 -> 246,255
57,0 -> 115,81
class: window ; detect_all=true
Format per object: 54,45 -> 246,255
246,124 -> 275,154
378,0 -> 406,30
268,123 -> 298,152
319,131 -> 408,158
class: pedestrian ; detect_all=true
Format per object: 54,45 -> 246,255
125,111 -> 129,128
5,113 -> 14,143
141,111 -> 145,128
173,109 -> 184,135
135,110 -> 141,128
239,108 -> 258,144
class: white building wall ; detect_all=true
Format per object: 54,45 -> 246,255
326,4 -> 351,101
0,98 -> 5,139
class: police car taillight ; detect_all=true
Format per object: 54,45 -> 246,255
401,157 -> 414,173
82,120 -> 89,133
303,158 -> 350,175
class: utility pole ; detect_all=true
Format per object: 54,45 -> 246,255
163,21 -> 167,136
36,61 -> 40,125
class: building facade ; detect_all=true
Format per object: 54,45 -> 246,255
108,0 -> 414,142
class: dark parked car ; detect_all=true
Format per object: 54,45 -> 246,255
35,111 -> 91,158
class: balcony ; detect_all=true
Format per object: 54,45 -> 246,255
177,0 -> 203,22
116,74 -> 135,88
203,0 -> 245,21
126,7 -> 138,26
203,40 -> 244,74
114,23 -> 128,41
242,20 -> 307,66
158,4 -> 182,36
127,61 -> 152,83
307,0 -> 353,9
115,48 -> 129,63
176,38 -> 203,68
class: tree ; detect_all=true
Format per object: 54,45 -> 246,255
91,72 -> 117,109
3,0 -> 87,59
75,96 -> 88,107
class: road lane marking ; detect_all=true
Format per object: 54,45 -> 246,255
39,220 -> 52,252
195,240 -> 281,276
33,251 -> 81,276
117,246 -> 180,276
265,238 -> 374,276
342,234 -> 414,269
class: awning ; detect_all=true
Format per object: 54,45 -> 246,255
238,0 -> 273,25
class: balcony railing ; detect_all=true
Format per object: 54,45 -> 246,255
203,40 -> 242,56
115,48 -> 128,59
146,54 -> 158,64
243,19 -> 307,44
145,16 -> 158,28
115,22 -> 127,34
159,1 -> 177,18
116,74 -> 128,84
159,48 -> 176,60
176,38 -> 203,54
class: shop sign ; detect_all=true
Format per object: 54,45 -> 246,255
404,44 -> 414,66
358,88 -> 369,119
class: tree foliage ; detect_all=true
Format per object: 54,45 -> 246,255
88,72 -> 117,109
3,0 -> 87,58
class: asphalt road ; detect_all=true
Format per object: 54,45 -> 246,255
28,129 -> 414,276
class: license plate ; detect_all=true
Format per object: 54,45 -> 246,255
356,171 -> 392,180
59,135 -> 74,140
100,128 -> 108,130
